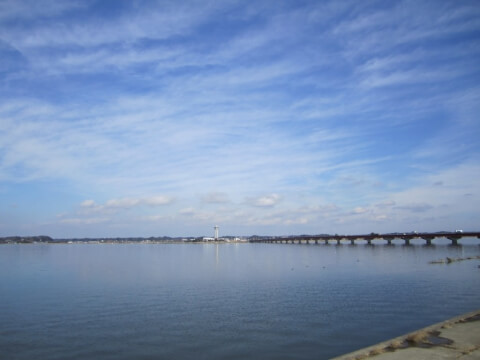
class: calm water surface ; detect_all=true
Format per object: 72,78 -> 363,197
1,241 -> 479,359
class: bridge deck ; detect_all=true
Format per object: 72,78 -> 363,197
249,232 -> 480,245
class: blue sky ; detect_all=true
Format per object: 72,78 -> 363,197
1,0 -> 479,238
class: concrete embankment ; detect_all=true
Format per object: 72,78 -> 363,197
332,309 -> 480,360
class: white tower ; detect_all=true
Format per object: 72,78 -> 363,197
214,225 -> 219,240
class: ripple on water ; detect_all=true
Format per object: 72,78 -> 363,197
0,243 -> 479,360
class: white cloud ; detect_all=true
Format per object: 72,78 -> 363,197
351,207 -> 369,215
143,196 -> 173,206
179,207 -> 195,216
247,194 -> 281,207
80,200 -> 96,208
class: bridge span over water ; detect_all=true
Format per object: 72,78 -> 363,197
249,232 -> 480,246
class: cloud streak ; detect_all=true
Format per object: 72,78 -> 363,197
79,196 -> 174,214
247,194 -> 282,208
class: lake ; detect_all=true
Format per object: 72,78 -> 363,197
1,241 -> 479,359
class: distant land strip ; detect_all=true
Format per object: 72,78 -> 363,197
1,231 -> 480,245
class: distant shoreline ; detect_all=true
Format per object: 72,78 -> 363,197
1,232 -> 479,245
0,236 -> 249,245
4,240 -> 250,245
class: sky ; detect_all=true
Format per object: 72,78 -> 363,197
0,0 -> 479,238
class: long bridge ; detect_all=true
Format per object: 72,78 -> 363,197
249,232 -> 480,246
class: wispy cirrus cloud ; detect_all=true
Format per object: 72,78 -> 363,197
79,196 -> 174,214
0,0 -> 479,237
0,1 -> 222,48
0,0 -> 83,21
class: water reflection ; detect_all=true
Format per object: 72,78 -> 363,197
1,243 -> 479,360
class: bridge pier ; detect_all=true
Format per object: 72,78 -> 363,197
447,236 -> 460,246
385,239 -> 392,245
336,239 -> 341,245
366,239 -> 372,245
350,239 -> 355,245
324,239 -> 329,245
315,239 -> 318,245
402,237 -> 411,245
422,237 -> 433,246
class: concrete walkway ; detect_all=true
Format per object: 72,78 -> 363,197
332,309 -> 480,360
